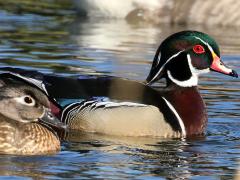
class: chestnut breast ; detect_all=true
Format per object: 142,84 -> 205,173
163,86 -> 207,136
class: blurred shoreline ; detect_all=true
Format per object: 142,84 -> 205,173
73,0 -> 240,26
0,0 -> 239,27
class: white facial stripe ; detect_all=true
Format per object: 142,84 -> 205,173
155,52 -> 161,67
167,54 -> 209,87
14,96 -> 36,107
167,70 -> 198,87
148,50 -> 185,84
187,54 -> 210,75
162,97 -> 186,137
194,36 -> 215,55
149,36 -> 215,85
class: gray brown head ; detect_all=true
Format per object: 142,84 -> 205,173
0,74 -> 65,155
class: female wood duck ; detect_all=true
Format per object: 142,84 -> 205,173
0,73 -> 65,155
1,31 -> 238,138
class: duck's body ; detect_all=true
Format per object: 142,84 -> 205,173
59,77 -> 206,137
0,73 -> 64,155
60,78 -> 181,137
60,31 -> 237,137
63,101 -> 176,137
1,31 -> 238,138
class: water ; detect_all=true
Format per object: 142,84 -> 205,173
0,1 -> 240,179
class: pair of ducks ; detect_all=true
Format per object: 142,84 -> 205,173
0,31 -> 237,155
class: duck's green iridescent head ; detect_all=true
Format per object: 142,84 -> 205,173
146,31 -> 238,87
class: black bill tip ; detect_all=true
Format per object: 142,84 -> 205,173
230,70 -> 238,78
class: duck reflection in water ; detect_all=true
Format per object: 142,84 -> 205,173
62,130 -> 221,179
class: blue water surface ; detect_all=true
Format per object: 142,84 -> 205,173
0,1 -> 240,179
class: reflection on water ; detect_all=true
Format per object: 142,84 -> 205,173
0,1 -> 240,179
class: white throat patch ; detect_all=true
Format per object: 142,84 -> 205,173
167,54 -> 209,87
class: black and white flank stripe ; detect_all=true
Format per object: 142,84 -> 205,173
61,99 -> 147,124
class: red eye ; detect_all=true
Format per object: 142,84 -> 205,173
193,45 -> 205,54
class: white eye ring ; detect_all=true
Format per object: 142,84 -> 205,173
14,96 -> 36,106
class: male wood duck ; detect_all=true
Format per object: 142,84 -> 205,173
0,73 -> 65,155
1,31 -> 238,138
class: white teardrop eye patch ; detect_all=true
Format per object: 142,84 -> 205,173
14,95 -> 36,106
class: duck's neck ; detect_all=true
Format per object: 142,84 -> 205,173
163,84 -> 208,136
